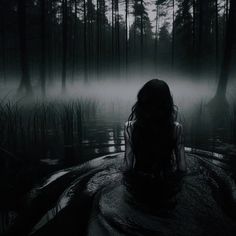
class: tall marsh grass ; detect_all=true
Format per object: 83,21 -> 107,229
0,100 -> 102,169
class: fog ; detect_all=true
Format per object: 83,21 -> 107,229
1,73 -> 235,122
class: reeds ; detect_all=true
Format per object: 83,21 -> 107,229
0,100 -> 101,168
0,99 -> 234,166
0,99 -> 100,233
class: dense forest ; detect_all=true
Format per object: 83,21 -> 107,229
0,0 -> 235,96
1,2 -> 236,234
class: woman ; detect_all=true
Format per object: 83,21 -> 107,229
124,79 -> 186,180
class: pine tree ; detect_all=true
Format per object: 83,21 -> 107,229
17,0 -> 32,94
62,0 -> 68,91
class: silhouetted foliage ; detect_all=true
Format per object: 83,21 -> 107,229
0,0 -> 234,94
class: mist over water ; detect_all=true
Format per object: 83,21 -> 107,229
1,73 -> 235,153
1,73 -> 231,122
1,63 -> 236,236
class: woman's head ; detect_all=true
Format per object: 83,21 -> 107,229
129,79 -> 176,125
128,79 -> 177,175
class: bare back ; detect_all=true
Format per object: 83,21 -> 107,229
124,121 -> 186,173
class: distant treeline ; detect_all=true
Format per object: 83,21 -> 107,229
0,0 -> 235,93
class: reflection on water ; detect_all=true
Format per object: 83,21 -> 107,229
79,119 -> 232,165
81,120 -> 125,160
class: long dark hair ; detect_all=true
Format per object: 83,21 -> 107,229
127,79 -> 177,176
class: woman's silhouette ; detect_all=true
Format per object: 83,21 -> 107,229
124,79 -> 186,185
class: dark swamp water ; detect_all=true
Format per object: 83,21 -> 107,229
1,80 -> 236,235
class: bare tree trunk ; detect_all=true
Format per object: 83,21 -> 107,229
225,0 -> 229,20
62,0 -> 68,91
0,5 -> 6,83
198,0 -> 203,71
100,0 -> 107,75
154,4 -> 158,75
115,0 -> 120,76
125,0 -> 129,77
71,0 -> 78,81
112,0 -> 114,73
17,0 -> 32,94
87,2 -> 90,75
140,0 -> 144,73
208,0 -> 235,124
192,0 -> 197,72
171,0 -> 175,70
83,0 -> 88,82
133,19 -> 136,63
40,0 -> 46,96
96,0 -> 100,79
215,0 -> 219,75
215,0 -> 235,98
47,0 -> 53,83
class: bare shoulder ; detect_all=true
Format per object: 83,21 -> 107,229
124,121 -> 135,128
174,122 -> 184,140
174,121 -> 181,127
174,121 -> 183,130
124,121 -> 135,138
